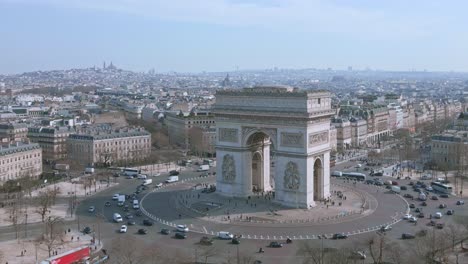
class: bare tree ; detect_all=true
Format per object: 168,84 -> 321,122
6,197 -> 25,240
197,245 -> 218,264
110,236 -> 145,264
35,189 -> 55,222
414,227 -> 450,264
367,233 -> 387,264
41,216 -> 65,257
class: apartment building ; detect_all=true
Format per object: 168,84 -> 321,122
27,126 -> 74,161
0,123 -> 28,142
67,127 -> 151,166
0,142 -> 42,184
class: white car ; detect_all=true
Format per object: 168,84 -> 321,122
120,225 -> 127,233
112,194 -> 119,200
425,186 -> 433,191
176,224 -> 189,232
403,214 -> 412,220
355,164 -> 362,168
155,183 -> 163,188
409,217 -> 418,223
434,212 -> 443,219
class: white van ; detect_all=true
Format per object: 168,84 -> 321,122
133,199 -> 139,209
113,213 -> 123,222
217,231 -> 234,240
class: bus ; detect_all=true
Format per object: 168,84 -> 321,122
342,172 -> 366,181
123,168 -> 140,176
431,182 -> 453,194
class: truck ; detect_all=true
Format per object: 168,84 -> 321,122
391,186 -> 401,194
54,163 -> 70,171
197,165 -> 210,172
165,176 -> 179,183
142,179 -> 152,185
117,195 -> 125,206
85,167 -> 95,174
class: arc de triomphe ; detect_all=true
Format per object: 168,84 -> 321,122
213,86 -> 335,208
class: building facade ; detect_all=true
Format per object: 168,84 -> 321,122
67,127 -> 151,166
28,126 -> 74,162
0,142 -> 42,184
0,123 -> 28,142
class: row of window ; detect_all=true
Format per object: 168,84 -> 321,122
0,152 -> 41,165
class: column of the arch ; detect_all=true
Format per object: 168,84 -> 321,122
322,152 -> 331,199
262,141 -> 272,192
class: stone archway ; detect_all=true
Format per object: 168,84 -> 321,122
214,86 -> 334,208
313,158 -> 323,201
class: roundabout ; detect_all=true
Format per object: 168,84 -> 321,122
140,176 -> 409,240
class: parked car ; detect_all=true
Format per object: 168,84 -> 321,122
88,206 -> 95,213
447,209 -> 455,215
456,200 -> 464,205
402,233 -> 415,239
175,232 -> 187,239
332,233 -> 348,239
269,241 -> 283,248
161,228 -> 171,235
120,225 -> 127,233
176,224 -> 189,232
143,219 -> 153,226
400,186 -> 407,191
83,226 -> 92,234
138,229 -> 148,235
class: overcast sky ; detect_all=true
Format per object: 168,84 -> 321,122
1,0 -> 467,74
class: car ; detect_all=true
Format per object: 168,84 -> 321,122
355,164 -> 362,168
269,241 -> 283,248
392,181 -> 399,186
409,217 -> 418,223
374,181 -> 383,186
409,203 -> 415,208
169,170 -> 180,176
421,201 -> 427,206
155,183 -> 163,188
436,223 -> 445,229
404,193 -> 414,199
439,204 -> 447,209
400,186 -> 407,191
457,200 -> 464,205
138,229 -> 148,235
402,233 -> 415,239
409,181 -> 415,186
426,186 -> 433,191
120,225 -> 127,233
415,208 -> 421,213
232,237 -> 241,244
88,206 -> 95,213
447,209 -> 455,215
332,233 -> 348,239
418,212 -> 425,218
135,210 -> 142,217
351,251 -> 367,260
413,188 -> 421,193
380,225 -> 392,232
143,219 -> 153,226
365,180 -> 374,185
112,194 -> 119,200
427,220 -> 437,226
403,214 -> 413,220
126,214 -> 134,219
176,224 -> 189,232
175,232 -> 187,239
105,202 -> 111,207
431,196 -> 439,200
199,236 -> 214,245
161,228 -> 171,235
434,212 -> 443,219
127,220 -> 136,226
440,194 -> 449,198
385,185 -> 392,189
83,227 -> 92,234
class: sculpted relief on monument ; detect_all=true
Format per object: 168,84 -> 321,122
218,128 -> 238,143
308,131 -> 329,147
222,154 -> 236,182
283,161 -> 300,190
280,132 -> 304,148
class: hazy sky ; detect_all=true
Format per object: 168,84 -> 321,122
1,0 -> 468,74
